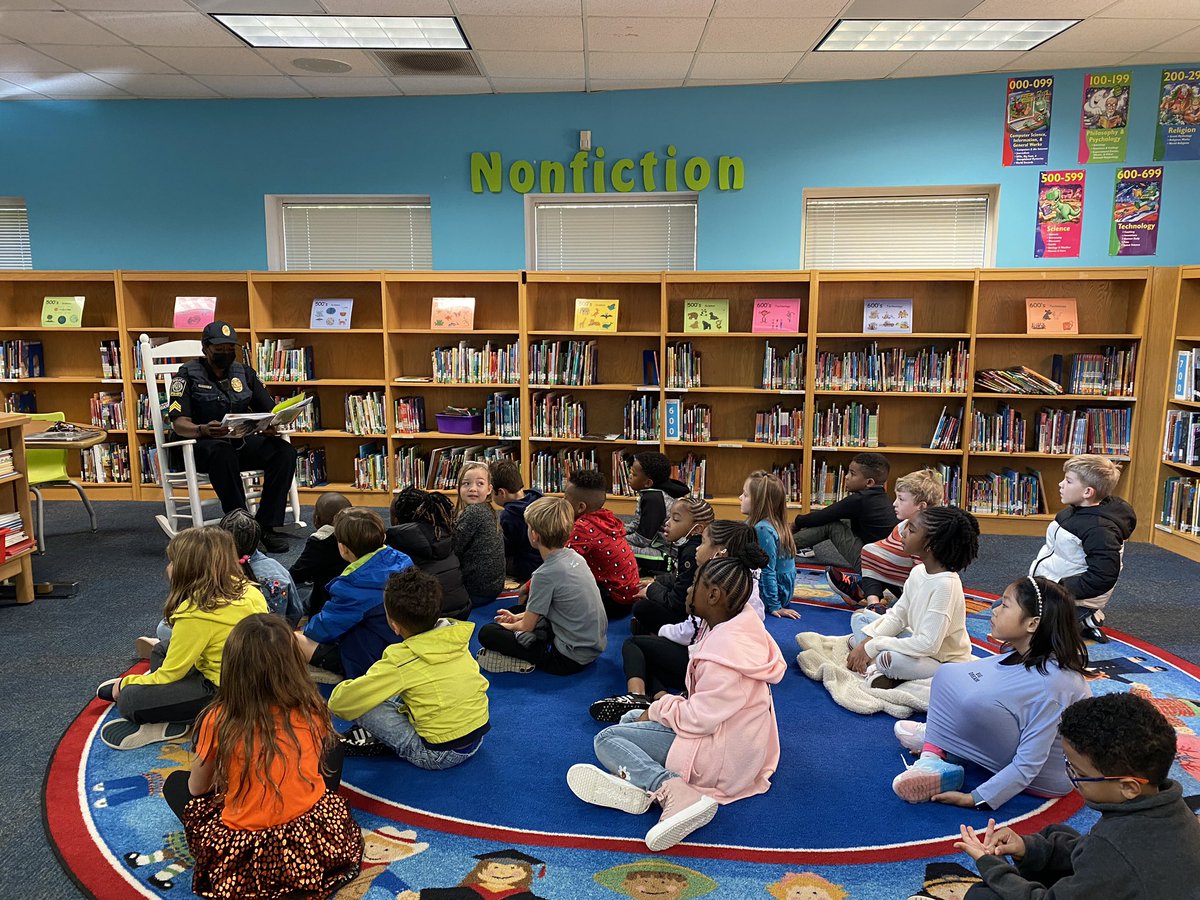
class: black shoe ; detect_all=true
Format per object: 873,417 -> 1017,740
259,528 -> 289,554
1079,610 -> 1109,644
825,567 -> 866,606
589,693 -> 652,723
338,726 -> 391,757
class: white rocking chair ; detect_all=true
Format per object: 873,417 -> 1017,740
140,333 -> 305,538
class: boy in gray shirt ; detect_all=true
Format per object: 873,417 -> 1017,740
476,496 -> 607,675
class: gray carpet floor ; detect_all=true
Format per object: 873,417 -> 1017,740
3,501 -> 1198,899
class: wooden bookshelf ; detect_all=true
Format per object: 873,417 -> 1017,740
0,413 -> 34,602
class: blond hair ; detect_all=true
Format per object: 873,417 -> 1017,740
454,460 -> 497,522
163,528 -> 248,624
524,496 -> 574,548
1064,454 -> 1122,500
743,470 -> 796,557
766,872 -> 849,900
895,468 -> 944,507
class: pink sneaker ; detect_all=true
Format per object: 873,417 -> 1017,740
644,778 -> 717,851
894,720 -> 926,754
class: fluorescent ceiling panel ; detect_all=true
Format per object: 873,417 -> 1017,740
213,14 -> 468,49
816,19 -> 1078,51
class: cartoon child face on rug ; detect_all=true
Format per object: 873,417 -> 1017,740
595,860 -> 717,900
396,849 -> 547,900
906,862 -> 981,900
339,826 -> 430,900
765,871 -> 849,900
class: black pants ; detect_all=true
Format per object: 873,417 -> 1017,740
186,434 -> 298,527
600,584 -> 632,621
622,634 -> 690,697
631,596 -> 686,634
477,622 -> 587,675
162,743 -> 346,822
116,643 -> 216,725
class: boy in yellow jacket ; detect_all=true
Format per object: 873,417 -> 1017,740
329,568 -> 490,767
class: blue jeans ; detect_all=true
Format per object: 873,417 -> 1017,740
593,709 -> 679,792
358,699 -> 482,770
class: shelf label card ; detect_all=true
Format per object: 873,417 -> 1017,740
310,298 -> 353,330
751,298 -> 801,334
863,299 -> 913,333
1025,298 -> 1078,334
41,296 -> 84,328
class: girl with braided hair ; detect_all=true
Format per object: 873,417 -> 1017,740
567,545 -> 787,852
387,487 -> 471,620
631,496 -> 715,635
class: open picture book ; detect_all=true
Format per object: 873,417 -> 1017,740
220,394 -> 313,439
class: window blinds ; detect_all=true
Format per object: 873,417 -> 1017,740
281,202 -> 432,271
0,203 -> 32,270
533,200 -> 697,272
803,194 -> 991,269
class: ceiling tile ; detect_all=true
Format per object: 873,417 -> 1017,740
451,0 -> 581,15
1122,49 -> 1200,66
589,0 -> 713,14
586,16 -> 706,53
491,76 -> 584,92
93,72 -> 221,97
0,44 -> 74,73
996,50 -> 1134,72
0,11 -> 126,45
459,16 -> 582,51
477,49 -> 583,77
192,0 -> 324,10
701,18 -> 827,53
79,12 -> 244,47
685,77 -> 776,87
2,70 -> 129,96
1030,18 -> 1190,53
890,49 -> 1023,78
589,77 -> 685,90
256,48 -> 384,76
291,74 -> 396,95
194,74 -> 311,97
0,0 -> 63,8
1099,0 -> 1200,16
714,0 -> 846,16
785,49 -> 910,81
0,79 -> 48,98
57,0 -> 194,10
1145,24 -> 1200,55
145,46 -> 280,76
317,0 -> 453,12
688,51 -> 800,80
588,51 -> 692,79
847,0 -> 976,15
965,0 -> 1131,16
390,74 -> 491,94
37,44 -> 176,74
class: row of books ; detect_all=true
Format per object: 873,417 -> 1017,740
928,406 -> 964,451
80,442 -> 132,483
814,342 -> 970,393
761,343 -> 805,391
255,340 -> 315,382
295,446 -> 328,487
970,404 -> 1027,453
673,453 -> 707,498
1,340 -> 44,379
0,448 -> 12,476
485,392 -> 520,438
1066,348 -> 1136,397
812,459 -> 962,508
529,340 -> 597,387
1163,410 -> 1200,466
1172,349 -> 1200,401
531,448 -> 599,493
772,460 -> 802,503
99,340 -> 123,379
353,443 -> 388,491
623,393 -> 658,442
531,392 -> 586,440
975,366 -> 1062,395
672,403 -> 712,443
665,342 -> 702,389
132,337 -> 188,381
90,391 -> 126,430
431,340 -> 520,385
752,405 -> 804,446
813,402 -> 880,449
967,469 -> 1045,516
395,396 -> 426,434
137,445 -> 159,484
1038,408 -> 1131,456
0,510 -> 34,559
407,444 -> 517,492
345,391 -> 386,435
275,394 -> 321,432
4,391 -> 36,413
1160,476 -> 1200,534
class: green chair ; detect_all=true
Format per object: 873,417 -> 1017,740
27,411 -> 97,553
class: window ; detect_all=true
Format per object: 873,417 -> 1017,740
801,187 -> 997,269
528,195 -> 697,272
0,199 -> 32,270
265,196 -> 432,271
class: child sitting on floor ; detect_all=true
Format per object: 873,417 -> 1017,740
846,505 -> 979,689
828,467 -> 943,611
476,496 -> 607,675
97,528 -> 268,751
386,486 -> 471,621
625,451 -> 690,574
892,576 -> 1091,808
792,452 -> 898,565
289,491 -> 352,617
490,458 -> 544,583
453,461 -> 507,607
162,614 -> 362,898
631,496 -> 714,635
741,470 -> 801,619
567,549 -> 786,852
219,508 -> 302,624
329,568 -> 490,765
953,692 -> 1200,899
564,467 -> 641,619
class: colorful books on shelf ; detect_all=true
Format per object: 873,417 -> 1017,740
1,340 -> 44,379
394,396 -> 427,434
811,458 -> 848,507
814,342 -> 969,392
310,299 -> 353,330
928,406 -> 964,451
936,464 -> 962,508
752,299 -> 801,334
672,453 -> 707,498
529,340 -> 597,386
665,342 -> 701,389
80,442 -> 131,483
1163,409 -> 1200,466
531,448 -> 599,494
1066,347 -> 1136,397
772,461 -> 802,503
431,297 -> 475,331
295,446 -> 328,487
484,391 -> 520,439
0,511 -> 34,559
137,445 -> 160,485
968,469 -> 1045,516
345,391 -> 386,435
271,393 -> 320,433
393,446 -> 428,491
975,365 -> 1062,395
431,340 -> 519,384
531,392 -> 586,439
813,402 -> 879,448
1037,407 -> 1131,456
1160,476 -> 1200,534
574,299 -> 619,333
863,299 -> 913,334
41,296 -> 84,328
753,405 -> 803,446
612,450 -> 634,496
1173,349 -> 1200,402
99,340 -> 122,379
133,337 -> 180,381
672,402 -> 710,443
4,392 -> 36,413
425,444 -> 516,491
354,442 -> 388,491
90,391 -> 126,430
0,448 -> 12,476
971,404 -> 1026,453
682,300 -> 729,333
761,342 -> 805,391
136,394 -> 168,432
256,340 -> 315,382
173,297 -> 217,329
623,394 -> 659,441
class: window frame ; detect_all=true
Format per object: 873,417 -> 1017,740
0,197 -> 32,270
264,194 -> 433,272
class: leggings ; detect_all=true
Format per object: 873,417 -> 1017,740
849,610 -> 944,681
631,596 -> 685,635
622,635 -> 690,698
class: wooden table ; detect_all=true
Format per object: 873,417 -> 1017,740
23,421 -> 108,450
0,413 -> 35,603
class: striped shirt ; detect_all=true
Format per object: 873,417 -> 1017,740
859,520 -> 916,592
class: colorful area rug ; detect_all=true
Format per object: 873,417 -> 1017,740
46,569 -> 1200,899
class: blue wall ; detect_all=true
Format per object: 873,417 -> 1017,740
1,64 -> 1196,270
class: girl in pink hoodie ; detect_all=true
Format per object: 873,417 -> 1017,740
566,546 -> 787,852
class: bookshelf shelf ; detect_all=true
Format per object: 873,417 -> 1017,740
0,470 -> 24,486
973,393 -> 1136,402
818,332 -> 971,339
813,390 -> 966,398
1163,459 -> 1200,477
529,330 -> 659,338
971,451 -> 1130,461
394,382 -> 519,390
263,379 -> 386,387
813,445 -> 963,456
975,333 -> 1140,341
1168,398 -> 1200,409
398,432 -> 515,442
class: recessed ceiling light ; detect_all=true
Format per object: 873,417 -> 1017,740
816,19 -> 1078,52
212,14 -> 469,50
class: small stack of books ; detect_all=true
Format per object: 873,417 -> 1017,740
676,403 -> 712,442
665,342 -> 702,389
1,340 -> 44,378
0,510 -> 34,559
673,453 -> 707,498
971,404 -> 1026,453
354,443 -> 388,491
623,394 -> 658,441
485,392 -> 520,438
928,406 -> 964,451
811,458 -> 848,507
532,448 -> 599,493
771,461 -> 802,503
936,464 -> 962,507
394,397 -> 426,434
392,446 -> 428,491
256,340 -> 315,381
99,340 -> 122,379
753,405 -> 803,445
295,446 -> 328,487
90,391 -> 126,430
968,469 -> 1044,516
80,442 -> 132,483
1068,347 -> 1137,396
431,340 -> 520,385
612,451 -> 634,495
529,340 -> 597,386
1040,407 -> 1131,456
4,392 -> 36,413
761,342 -> 804,391
138,445 -> 160,485
1161,476 -> 1200,533
531,392 -> 585,439
345,391 -> 385,435
0,448 -> 12,476
975,366 -> 1062,395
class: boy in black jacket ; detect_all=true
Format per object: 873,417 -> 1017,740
289,491 -> 352,616
386,487 -> 472,621
955,692 -> 1200,900
624,451 -> 690,575
792,452 -> 897,566
490,459 -> 544,583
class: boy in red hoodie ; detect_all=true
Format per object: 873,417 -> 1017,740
565,468 -> 641,620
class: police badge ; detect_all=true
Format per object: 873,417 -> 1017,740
230,377 -> 243,393
170,377 -> 186,396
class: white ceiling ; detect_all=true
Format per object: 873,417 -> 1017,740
0,0 -> 1197,100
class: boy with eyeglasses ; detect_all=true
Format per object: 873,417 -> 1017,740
953,692 -> 1200,899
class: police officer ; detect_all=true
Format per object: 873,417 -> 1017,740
167,321 -> 297,553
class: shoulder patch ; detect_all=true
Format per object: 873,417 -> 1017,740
230,376 -> 243,393
169,377 -> 186,396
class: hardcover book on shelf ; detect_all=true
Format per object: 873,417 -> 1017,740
173,297 -> 217,329
751,299 -> 801,334
862,299 -> 913,334
682,300 -> 729,333
431,297 -> 476,331
310,299 -> 353,330
1025,298 -> 1078,334
574,299 -> 620,333
642,350 -> 659,386
41,296 -> 84,328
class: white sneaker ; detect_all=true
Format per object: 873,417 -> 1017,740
894,720 -> 926,754
644,778 -> 718,851
567,764 -> 652,814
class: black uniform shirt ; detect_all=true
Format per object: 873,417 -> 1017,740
167,358 -> 274,431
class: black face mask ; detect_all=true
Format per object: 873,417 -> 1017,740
208,349 -> 236,370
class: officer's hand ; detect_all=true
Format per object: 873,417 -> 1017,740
261,425 -> 279,437
201,420 -> 230,439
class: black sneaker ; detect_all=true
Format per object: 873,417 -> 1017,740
1079,610 -> 1109,644
589,693 -> 652,723
338,726 -> 391,757
259,528 -> 289,554
825,567 -> 865,606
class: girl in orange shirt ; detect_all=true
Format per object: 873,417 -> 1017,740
162,614 -> 362,899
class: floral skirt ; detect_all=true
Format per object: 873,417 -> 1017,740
182,789 -> 363,899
